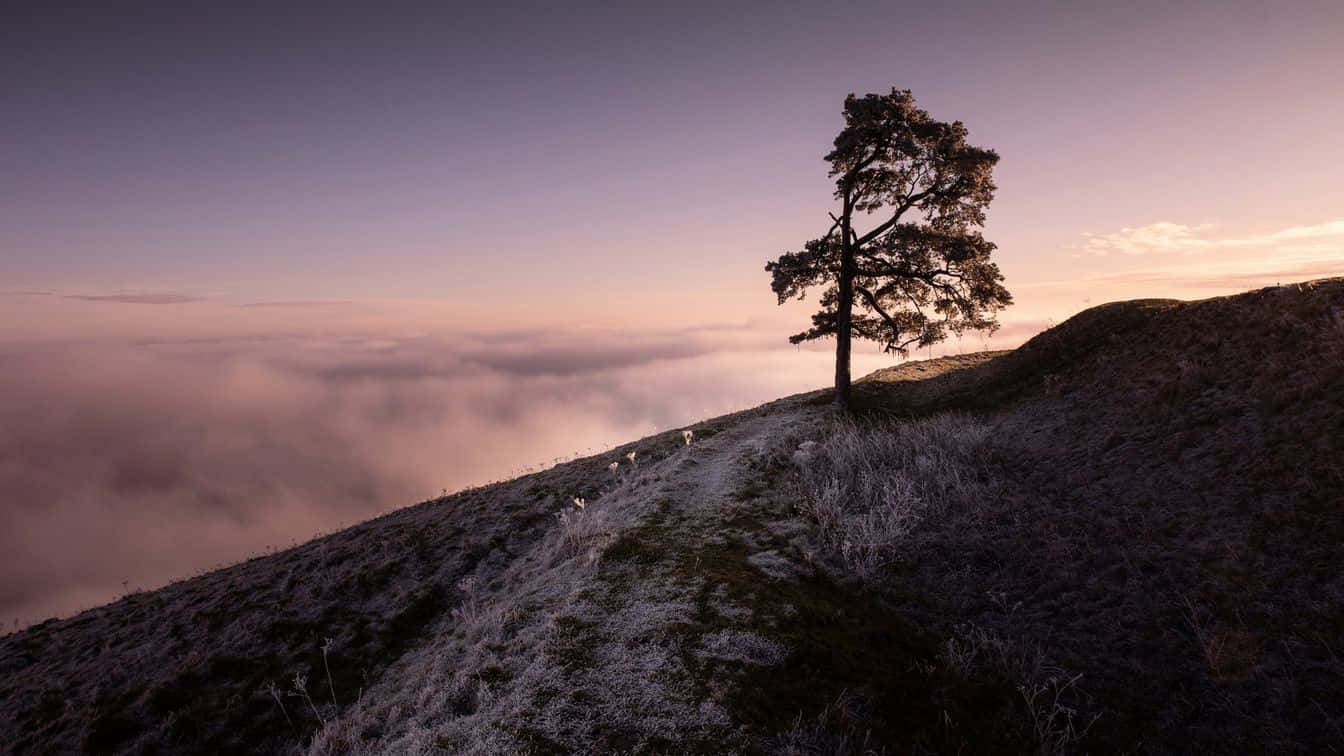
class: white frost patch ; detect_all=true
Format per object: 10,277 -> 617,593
792,439 -> 820,467
710,600 -> 754,624
697,629 -> 788,667
747,549 -> 804,582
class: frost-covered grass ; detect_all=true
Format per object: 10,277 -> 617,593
292,406 -> 805,755
796,413 -> 994,580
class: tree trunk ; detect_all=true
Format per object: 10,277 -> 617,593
834,202 -> 854,410
834,283 -> 853,409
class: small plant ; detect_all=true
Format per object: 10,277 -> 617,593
988,589 -> 1022,617
1019,673 -> 1099,755
1181,597 -> 1259,681
608,461 -> 619,472
321,637 -> 339,708
454,575 -> 483,625
572,497 -> 586,510
552,505 -> 610,561
941,625 -> 1097,754
293,672 -> 325,726
265,680 -> 294,729
775,689 -> 877,756
682,429 -> 694,446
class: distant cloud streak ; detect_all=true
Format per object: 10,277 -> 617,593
236,300 -> 354,308
1088,259 -> 1344,291
1078,218 -> 1344,256
65,293 -> 206,305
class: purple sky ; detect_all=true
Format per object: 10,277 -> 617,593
2,1 -> 1342,625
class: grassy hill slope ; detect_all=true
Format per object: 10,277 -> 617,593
2,278 -> 1342,754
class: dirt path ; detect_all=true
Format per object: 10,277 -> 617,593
313,400 -> 822,755
656,406 -> 808,521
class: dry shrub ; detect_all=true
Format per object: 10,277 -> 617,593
942,624 -> 1098,756
549,506 -> 612,564
774,689 -> 884,756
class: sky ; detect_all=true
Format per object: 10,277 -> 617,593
2,0 -> 1342,626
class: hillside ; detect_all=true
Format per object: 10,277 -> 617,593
3,279 -> 1343,754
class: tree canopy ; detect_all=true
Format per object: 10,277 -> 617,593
767,88 -> 1012,409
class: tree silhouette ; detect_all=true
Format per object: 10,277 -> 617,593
767,88 -> 1012,410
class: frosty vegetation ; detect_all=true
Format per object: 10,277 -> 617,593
795,414 -> 995,580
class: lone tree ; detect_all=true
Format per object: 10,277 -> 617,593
767,88 -> 1011,410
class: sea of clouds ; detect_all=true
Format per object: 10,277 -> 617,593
4,319 -> 1033,626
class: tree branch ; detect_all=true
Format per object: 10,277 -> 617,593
853,187 -> 938,248
853,285 -> 902,344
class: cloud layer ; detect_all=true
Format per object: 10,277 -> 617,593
2,323 -> 949,626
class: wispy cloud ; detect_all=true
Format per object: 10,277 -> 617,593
0,289 -> 56,297
236,300 -> 354,308
1077,218 -> 1344,256
66,293 -> 205,305
1263,220 -> 1344,241
1020,258 -> 1343,293
1087,259 -> 1344,290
